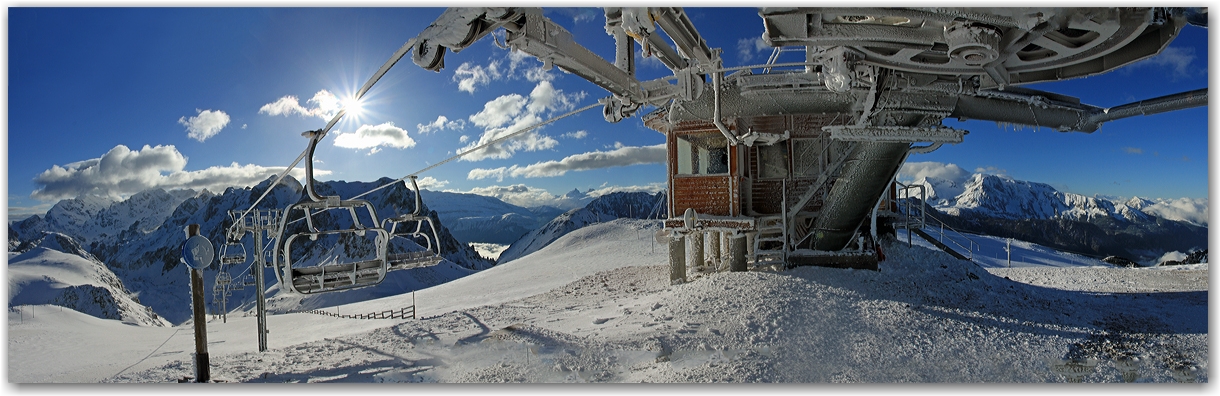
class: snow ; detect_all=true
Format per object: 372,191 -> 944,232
897,228 -> 1108,269
7,219 -> 1207,383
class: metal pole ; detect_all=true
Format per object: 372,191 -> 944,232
1006,238 -> 1012,268
185,224 -> 210,383
254,213 -> 268,352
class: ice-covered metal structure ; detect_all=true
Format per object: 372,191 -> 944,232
402,7 -> 1207,281
246,7 -> 1205,290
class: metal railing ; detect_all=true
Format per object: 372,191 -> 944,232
891,182 -> 979,260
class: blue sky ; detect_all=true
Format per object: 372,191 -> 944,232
6,7 -> 1210,218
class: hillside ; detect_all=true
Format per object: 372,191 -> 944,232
8,233 -> 167,327
9,176 -> 494,325
497,191 -> 666,264
9,219 -> 1205,383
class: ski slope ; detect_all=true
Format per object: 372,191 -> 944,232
897,228 -> 1107,268
7,219 -> 1207,383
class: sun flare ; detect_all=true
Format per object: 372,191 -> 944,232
342,96 -> 364,118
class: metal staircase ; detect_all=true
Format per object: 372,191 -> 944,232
752,215 -> 787,265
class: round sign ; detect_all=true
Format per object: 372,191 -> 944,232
182,235 -> 214,270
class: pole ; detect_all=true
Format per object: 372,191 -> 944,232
254,212 -> 269,352
185,224 -> 210,383
1006,238 -> 1012,268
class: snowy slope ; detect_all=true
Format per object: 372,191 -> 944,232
498,191 -> 666,264
8,233 -> 168,327
11,219 -> 1204,383
23,176 -> 493,325
896,228 -> 1108,269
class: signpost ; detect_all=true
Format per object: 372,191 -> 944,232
182,224 -> 213,383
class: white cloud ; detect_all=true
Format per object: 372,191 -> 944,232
736,36 -> 770,63
453,61 -> 503,94
413,176 -> 448,190
459,135 -> 470,143
562,130 -> 588,139
1131,46 -> 1198,78
460,81 -> 585,161
30,144 -> 329,201
973,166 -> 1009,178
586,182 -> 665,198
1154,250 -> 1189,265
470,94 -> 526,129
179,109 -> 230,142
258,89 -> 344,120
1122,147 -> 1143,155
452,47 -> 556,94
242,124 -> 248,129
448,184 -> 566,208
1142,197 -> 1208,226
898,161 -> 970,184
416,115 -> 466,134
332,122 -> 416,152
467,144 -> 665,180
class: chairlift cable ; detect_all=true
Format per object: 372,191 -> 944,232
232,38 -> 419,229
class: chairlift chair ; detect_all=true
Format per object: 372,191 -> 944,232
219,241 -> 247,265
384,176 -> 445,270
272,129 -> 390,295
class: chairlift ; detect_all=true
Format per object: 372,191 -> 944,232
272,129 -> 389,295
383,176 -> 444,270
219,241 -> 247,265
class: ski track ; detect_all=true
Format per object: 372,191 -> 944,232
9,219 -> 1208,383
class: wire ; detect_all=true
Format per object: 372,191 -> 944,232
231,38 -> 419,229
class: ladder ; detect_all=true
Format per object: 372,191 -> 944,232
752,215 -> 787,266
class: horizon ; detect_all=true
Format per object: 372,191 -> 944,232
6,7 -> 1210,219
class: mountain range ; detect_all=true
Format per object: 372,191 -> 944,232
10,176 -> 493,324
8,170 -> 1205,325
906,173 -> 1208,262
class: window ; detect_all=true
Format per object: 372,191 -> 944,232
676,133 -> 729,175
757,141 -> 788,179
791,138 -> 822,178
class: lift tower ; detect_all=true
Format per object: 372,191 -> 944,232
227,209 -> 282,352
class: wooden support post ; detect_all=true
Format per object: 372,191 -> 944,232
669,235 -> 686,284
185,224 -> 210,383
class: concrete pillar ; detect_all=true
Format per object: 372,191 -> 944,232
720,232 -> 730,265
669,236 -> 686,284
746,232 -> 756,257
707,231 -> 721,268
729,234 -> 748,272
689,232 -> 704,271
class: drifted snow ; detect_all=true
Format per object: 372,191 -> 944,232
8,219 -> 1206,383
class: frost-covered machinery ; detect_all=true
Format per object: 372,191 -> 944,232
236,7 -> 1207,293
400,7 -> 1206,281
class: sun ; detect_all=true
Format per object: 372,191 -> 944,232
342,96 -> 365,118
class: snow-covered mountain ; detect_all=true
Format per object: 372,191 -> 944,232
9,176 -> 494,325
11,219 -> 1206,383
9,232 -> 168,327
420,190 -> 564,245
498,191 -> 667,264
906,173 -> 1207,261
10,188 -> 197,247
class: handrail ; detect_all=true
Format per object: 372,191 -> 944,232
890,183 -> 979,260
